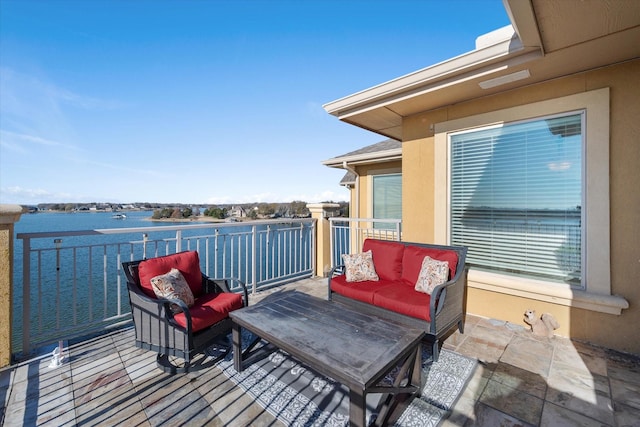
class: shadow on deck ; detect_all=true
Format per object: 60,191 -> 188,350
1,277 -> 639,426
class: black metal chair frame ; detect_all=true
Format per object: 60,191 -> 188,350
122,257 -> 248,374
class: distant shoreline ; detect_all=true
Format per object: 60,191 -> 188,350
144,216 -> 231,223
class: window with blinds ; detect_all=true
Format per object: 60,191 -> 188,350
373,174 -> 401,229
450,112 -> 583,286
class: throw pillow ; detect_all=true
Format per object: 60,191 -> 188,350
414,256 -> 449,295
342,250 -> 379,282
150,268 -> 195,312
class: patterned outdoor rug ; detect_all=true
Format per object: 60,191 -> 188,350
207,332 -> 477,427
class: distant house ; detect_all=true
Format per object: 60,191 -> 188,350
229,206 -> 247,219
323,1 -> 638,355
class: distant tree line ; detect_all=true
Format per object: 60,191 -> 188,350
31,200 -> 349,220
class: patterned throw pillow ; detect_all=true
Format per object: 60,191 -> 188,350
414,256 -> 449,295
342,250 -> 379,282
150,268 -> 195,312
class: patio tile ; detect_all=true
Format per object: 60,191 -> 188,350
607,350 -> 640,387
455,324 -> 512,365
540,401 -> 613,427
442,364 -> 490,426
478,377 -> 544,425
499,334 -> 554,378
545,384 -> 614,425
548,359 -> 611,398
490,361 -> 547,399
553,339 -> 608,377
469,401 -> 537,427
614,400 -> 640,426
610,377 -> 640,410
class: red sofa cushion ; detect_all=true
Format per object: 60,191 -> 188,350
138,251 -> 203,298
330,275 -> 395,305
173,292 -> 243,332
362,239 -> 405,281
373,285 -> 432,322
401,245 -> 458,286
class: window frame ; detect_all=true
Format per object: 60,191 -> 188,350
433,88 -> 627,314
448,111 -> 585,287
367,168 -> 402,225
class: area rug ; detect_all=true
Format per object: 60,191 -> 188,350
207,332 -> 476,427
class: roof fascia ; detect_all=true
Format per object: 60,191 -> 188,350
323,30 -> 530,117
503,0 -> 543,52
322,148 -> 402,168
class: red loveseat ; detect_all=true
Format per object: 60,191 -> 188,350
328,239 -> 467,361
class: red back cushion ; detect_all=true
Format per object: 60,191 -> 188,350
362,239 -> 405,281
138,251 -> 203,298
401,245 -> 458,286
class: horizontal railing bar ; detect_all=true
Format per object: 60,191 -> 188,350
16,218 -> 316,357
17,218 -> 312,239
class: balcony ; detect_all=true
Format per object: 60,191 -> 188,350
2,277 -> 639,425
0,206 -> 639,425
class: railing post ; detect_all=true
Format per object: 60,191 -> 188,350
175,230 -> 182,253
307,203 -> 340,277
251,225 -> 257,295
0,204 -> 23,367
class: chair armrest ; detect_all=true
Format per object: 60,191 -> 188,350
428,267 -> 467,335
126,281 -> 195,332
327,264 -> 345,300
204,276 -> 249,307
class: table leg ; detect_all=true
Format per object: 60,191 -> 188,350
232,323 -> 243,372
349,388 -> 366,427
412,344 -> 422,397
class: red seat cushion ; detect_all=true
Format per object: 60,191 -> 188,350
373,285 -> 432,321
330,275 -> 394,304
173,292 -> 243,332
138,251 -> 203,298
401,245 -> 458,286
362,239 -> 405,281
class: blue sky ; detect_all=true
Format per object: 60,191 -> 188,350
0,0 -> 509,205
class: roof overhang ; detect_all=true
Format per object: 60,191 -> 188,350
322,147 -> 402,169
323,0 -> 640,140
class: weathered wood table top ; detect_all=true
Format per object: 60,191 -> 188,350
230,291 -> 425,427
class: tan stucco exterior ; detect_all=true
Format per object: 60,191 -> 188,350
384,60 -> 639,355
0,205 -> 23,367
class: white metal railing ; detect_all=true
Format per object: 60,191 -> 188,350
328,217 -> 401,268
15,219 -> 316,356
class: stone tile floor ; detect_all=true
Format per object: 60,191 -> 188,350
1,277 -> 639,426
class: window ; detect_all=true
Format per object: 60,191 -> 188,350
449,113 -> 583,286
372,173 -> 401,229
432,89 -> 629,314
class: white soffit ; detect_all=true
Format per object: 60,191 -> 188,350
323,25 -> 539,118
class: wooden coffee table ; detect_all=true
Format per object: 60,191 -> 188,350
230,291 -> 425,427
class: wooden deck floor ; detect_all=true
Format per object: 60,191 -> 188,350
2,277 -> 639,426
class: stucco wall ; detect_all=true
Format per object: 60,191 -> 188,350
401,59 -> 640,355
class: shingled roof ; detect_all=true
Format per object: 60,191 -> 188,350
323,138 -> 401,187
322,138 -> 401,168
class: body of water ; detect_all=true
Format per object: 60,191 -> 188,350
12,211 -> 314,354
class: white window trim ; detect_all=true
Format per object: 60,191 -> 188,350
434,87 -> 628,315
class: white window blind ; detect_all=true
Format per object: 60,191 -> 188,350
373,174 -> 401,229
450,113 -> 583,285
